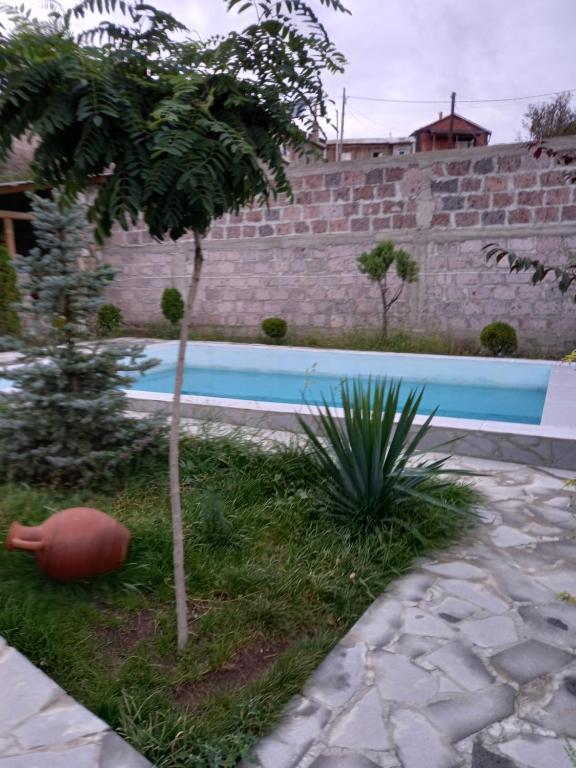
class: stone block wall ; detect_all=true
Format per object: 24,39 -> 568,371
102,138 -> 576,351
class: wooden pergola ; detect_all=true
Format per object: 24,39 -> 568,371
0,179 -> 36,257
1,210 -> 33,258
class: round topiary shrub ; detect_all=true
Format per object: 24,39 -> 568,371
98,303 -> 123,335
161,287 -> 184,326
261,317 -> 287,340
480,321 -> 518,356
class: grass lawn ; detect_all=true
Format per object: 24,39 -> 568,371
0,436 -> 477,767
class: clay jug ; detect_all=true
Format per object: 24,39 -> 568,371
5,507 -> 131,582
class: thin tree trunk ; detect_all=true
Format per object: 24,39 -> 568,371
379,276 -> 388,342
169,230 -> 204,651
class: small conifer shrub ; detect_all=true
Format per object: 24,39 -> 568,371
480,322 -> 518,356
0,194 -> 160,487
262,317 -> 287,340
98,303 -> 123,335
0,243 -> 21,337
161,287 -> 185,326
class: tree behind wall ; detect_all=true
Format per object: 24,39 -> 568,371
523,92 -> 576,140
0,194 -> 159,486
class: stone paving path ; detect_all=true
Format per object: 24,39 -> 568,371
246,455 -> 576,768
0,641 -> 151,766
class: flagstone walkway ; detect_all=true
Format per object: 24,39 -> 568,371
0,636 -> 151,767
245,455 -> 576,768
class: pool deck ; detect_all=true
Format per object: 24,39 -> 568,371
0,636 -> 151,767
240,450 -> 576,768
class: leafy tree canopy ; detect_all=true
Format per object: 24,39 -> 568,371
0,0 -> 347,241
357,240 -> 418,285
523,92 -> 576,141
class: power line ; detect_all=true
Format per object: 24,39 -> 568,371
347,88 -> 576,105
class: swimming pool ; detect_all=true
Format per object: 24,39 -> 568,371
132,342 -> 551,425
2,341 -> 575,468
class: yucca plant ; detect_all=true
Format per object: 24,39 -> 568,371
299,378 -> 471,530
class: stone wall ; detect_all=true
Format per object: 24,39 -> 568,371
102,138 -> 576,350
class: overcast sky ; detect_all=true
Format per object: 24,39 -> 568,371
21,0 -> 576,144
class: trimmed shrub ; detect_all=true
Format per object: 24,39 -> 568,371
480,322 -> 518,356
161,287 -> 185,326
0,244 -> 21,337
98,303 -> 123,335
262,317 -> 287,340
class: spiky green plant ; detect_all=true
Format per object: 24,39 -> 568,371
299,378 -> 472,530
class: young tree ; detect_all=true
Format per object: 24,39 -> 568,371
0,0 -> 346,649
523,92 -> 576,140
357,240 -> 419,340
0,194 -> 158,486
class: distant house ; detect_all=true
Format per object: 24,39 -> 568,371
411,113 -> 491,152
326,137 -> 415,162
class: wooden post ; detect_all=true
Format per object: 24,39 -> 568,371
448,91 -> 456,149
3,218 -> 16,258
338,88 -> 346,162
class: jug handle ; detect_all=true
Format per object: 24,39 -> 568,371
10,537 -> 44,551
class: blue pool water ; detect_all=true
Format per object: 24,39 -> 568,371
0,343 -> 551,425
132,363 -> 547,424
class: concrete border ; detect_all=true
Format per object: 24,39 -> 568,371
121,340 -> 576,470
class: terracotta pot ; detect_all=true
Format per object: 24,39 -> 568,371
5,507 -> 131,582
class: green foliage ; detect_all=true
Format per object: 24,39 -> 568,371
357,241 -> 419,339
0,433 -> 474,766
0,194 -> 160,487
298,378 -> 474,531
0,1 -> 347,242
357,240 -> 418,285
261,316 -> 287,340
563,349 -> 576,363
0,243 -> 20,336
523,92 -> 576,140
97,302 -> 123,335
483,143 -> 576,300
197,489 -> 237,548
480,322 -> 518,357
160,287 -> 184,327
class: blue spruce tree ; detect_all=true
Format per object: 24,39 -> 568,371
0,194 -> 160,486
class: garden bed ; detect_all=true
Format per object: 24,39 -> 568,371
114,324 -> 562,361
0,436 -> 475,767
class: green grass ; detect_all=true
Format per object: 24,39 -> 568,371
0,436 -> 477,766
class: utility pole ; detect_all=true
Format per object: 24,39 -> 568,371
448,91 -> 456,149
338,87 -> 346,162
